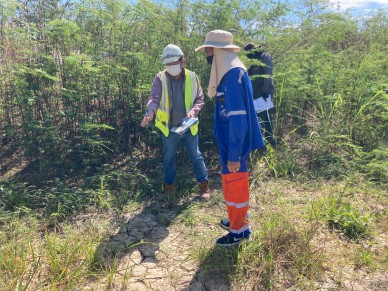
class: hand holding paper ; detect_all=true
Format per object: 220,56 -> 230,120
170,117 -> 198,135
253,94 -> 274,113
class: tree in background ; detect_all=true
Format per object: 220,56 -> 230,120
0,0 -> 386,183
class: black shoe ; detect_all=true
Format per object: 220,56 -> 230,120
216,233 -> 250,247
220,219 -> 230,231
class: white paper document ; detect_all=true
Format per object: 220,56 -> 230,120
253,95 -> 274,113
170,117 -> 199,135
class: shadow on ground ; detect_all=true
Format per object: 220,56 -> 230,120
2,140 -> 241,289
184,245 -> 240,290
87,145 -> 222,288
89,179 -> 209,289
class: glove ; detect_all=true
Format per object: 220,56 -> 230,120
262,92 -> 269,101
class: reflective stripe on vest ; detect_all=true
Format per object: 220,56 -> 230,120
155,69 -> 199,137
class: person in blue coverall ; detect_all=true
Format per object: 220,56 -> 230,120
195,30 -> 265,247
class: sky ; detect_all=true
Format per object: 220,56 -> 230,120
329,0 -> 388,16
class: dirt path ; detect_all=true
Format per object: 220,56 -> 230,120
79,190 -> 231,291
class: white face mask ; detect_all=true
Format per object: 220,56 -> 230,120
166,64 -> 182,76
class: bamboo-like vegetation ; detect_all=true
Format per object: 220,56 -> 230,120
1,0 -> 387,180
0,0 -> 387,289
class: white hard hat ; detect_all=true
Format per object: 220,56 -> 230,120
162,44 -> 184,64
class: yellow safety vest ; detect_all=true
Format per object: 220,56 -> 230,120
155,69 -> 199,137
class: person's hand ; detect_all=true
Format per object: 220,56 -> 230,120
140,110 -> 154,127
227,160 -> 241,173
187,111 -> 196,118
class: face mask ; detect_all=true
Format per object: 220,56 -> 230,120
166,64 -> 182,76
206,55 -> 214,65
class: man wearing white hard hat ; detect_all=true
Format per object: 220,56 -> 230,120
141,44 -> 210,201
196,30 -> 265,247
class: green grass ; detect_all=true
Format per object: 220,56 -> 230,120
353,245 -> 377,270
234,213 -> 324,290
0,209 -> 115,289
0,169 -> 386,290
308,181 -> 375,240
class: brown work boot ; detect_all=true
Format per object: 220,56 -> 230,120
163,183 -> 176,195
198,180 -> 210,200
160,184 -> 176,208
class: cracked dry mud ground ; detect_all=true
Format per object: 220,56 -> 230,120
80,191 -> 231,291
71,185 -> 388,291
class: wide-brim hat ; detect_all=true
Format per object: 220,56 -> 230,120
195,30 -> 240,52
